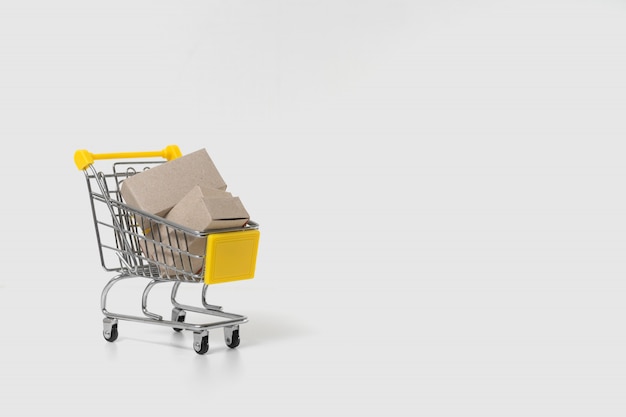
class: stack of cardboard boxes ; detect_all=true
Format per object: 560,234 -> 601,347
119,148 -> 250,276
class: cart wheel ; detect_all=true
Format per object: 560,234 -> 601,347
103,323 -> 118,342
172,308 -> 186,332
225,328 -> 240,349
193,331 -> 209,355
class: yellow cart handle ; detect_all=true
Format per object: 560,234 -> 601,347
74,145 -> 182,170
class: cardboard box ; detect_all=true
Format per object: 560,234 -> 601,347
120,148 -> 227,217
167,185 -> 249,231
119,148 -> 251,277
139,185 -> 250,277
139,227 -> 206,277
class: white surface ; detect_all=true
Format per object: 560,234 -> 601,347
1,1 -> 626,416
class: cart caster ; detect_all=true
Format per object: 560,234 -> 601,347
172,308 -> 186,332
103,317 -> 118,342
193,331 -> 209,355
224,326 -> 240,349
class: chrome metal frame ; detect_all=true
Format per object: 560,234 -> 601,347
81,159 -> 256,354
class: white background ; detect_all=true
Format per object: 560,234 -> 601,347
1,0 -> 625,415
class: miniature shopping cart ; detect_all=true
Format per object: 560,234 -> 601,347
74,145 -> 260,354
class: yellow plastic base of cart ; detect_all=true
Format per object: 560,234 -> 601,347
204,229 -> 260,285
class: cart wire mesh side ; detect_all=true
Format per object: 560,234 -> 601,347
74,146 -> 259,354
